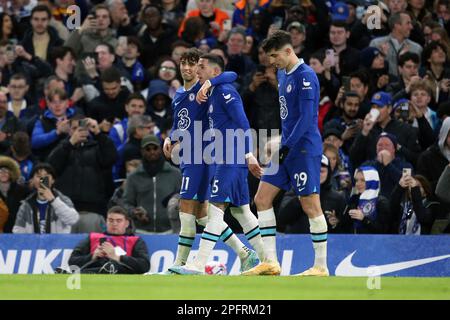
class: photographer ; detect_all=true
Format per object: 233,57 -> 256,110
47,115 -> 117,216
12,162 -> 79,234
68,206 -> 150,274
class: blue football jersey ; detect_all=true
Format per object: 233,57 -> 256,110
277,60 -> 323,156
170,72 -> 238,168
207,83 -> 252,166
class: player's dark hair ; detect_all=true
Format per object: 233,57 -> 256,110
180,48 -> 201,65
398,52 -> 420,67
200,53 -> 225,72
261,30 -> 292,53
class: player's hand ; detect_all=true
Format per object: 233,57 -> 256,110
278,145 -> 290,165
246,153 -> 263,179
196,80 -> 212,103
163,137 -> 173,159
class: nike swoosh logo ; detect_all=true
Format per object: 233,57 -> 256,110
298,187 -> 305,192
174,101 -> 180,106
335,251 -> 450,277
180,191 -> 187,195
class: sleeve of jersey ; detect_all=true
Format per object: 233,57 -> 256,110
209,71 -> 238,86
284,73 -> 316,149
222,89 -> 253,155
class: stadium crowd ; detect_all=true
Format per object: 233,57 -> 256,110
0,0 -> 448,237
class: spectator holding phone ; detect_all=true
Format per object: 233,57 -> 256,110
13,162 -> 79,234
68,205 -> 150,274
390,172 -> 440,234
47,115 -> 117,217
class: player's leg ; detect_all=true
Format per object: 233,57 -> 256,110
289,155 -> 329,276
254,181 -> 282,263
297,194 -> 329,276
167,166 -> 206,272
172,199 -> 198,267
195,201 -> 256,270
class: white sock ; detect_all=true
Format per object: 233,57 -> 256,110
174,212 -> 196,266
219,221 -> 248,260
193,204 -> 224,270
257,208 -> 278,263
231,205 -> 265,261
196,216 -> 208,227
309,215 -> 328,269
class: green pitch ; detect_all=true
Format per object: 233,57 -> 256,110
0,275 -> 449,300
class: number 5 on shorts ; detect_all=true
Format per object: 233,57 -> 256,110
212,179 -> 219,194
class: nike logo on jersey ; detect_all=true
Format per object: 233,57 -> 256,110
298,187 -> 305,192
335,251 -> 450,276
174,101 -> 181,106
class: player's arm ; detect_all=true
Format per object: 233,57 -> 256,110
163,101 -> 180,159
196,72 -> 238,103
221,88 -> 263,177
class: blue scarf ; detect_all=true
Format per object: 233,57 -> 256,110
353,166 -> 380,230
131,61 -> 145,83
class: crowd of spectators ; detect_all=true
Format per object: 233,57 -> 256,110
0,0 -> 448,236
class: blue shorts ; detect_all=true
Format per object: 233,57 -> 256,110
209,166 -> 250,207
261,154 -> 321,196
180,164 -> 215,202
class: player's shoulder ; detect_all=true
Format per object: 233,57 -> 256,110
214,83 -> 239,97
295,62 -> 317,81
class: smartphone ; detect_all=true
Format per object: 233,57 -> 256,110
99,237 -> 107,245
223,19 -> 232,31
118,36 -> 127,47
40,176 -> 50,188
369,108 -> 380,122
256,64 -> 266,74
342,76 -> 351,91
79,119 -> 88,129
402,168 -> 412,177
273,16 -> 283,29
326,49 -> 335,67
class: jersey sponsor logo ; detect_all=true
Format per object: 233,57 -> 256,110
279,96 -> 288,120
223,93 -> 231,100
177,108 -> 191,130
189,93 -> 195,101
335,251 -> 450,276
302,78 -> 312,90
287,84 -> 292,93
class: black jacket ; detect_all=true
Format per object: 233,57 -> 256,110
1,182 -> 30,233
389,184 -> 440,234
350,119 -> 422,168
416,143 -> 449,191
68,233 -> 150,274
138,24 -> 178,69
47,134 -> 117,215
20,26 -> 64,63
87,88 -> 130,123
